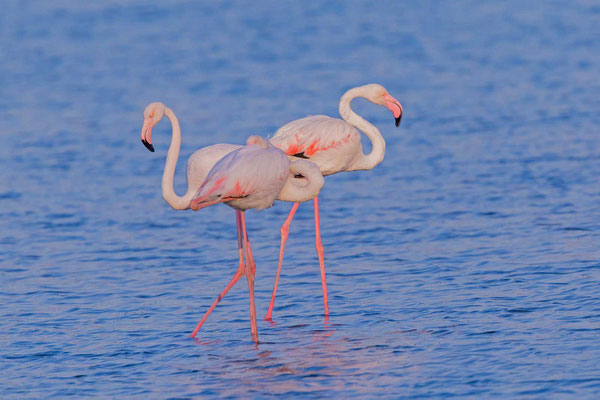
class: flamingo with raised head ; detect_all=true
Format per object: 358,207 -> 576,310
140,105 -> 323,342
265,83 -> 403,320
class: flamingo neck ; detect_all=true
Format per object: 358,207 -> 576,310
339,87 -> 386,171
277,160 -> 325,203
161,108 -> 194,210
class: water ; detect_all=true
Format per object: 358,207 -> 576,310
1,0 -> 599,398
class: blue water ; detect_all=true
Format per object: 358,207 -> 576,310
1,1 -> 599,398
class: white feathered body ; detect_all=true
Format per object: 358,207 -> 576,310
185,143 -> 242,195
192,141 -> 290,211
270,115 -> 363,175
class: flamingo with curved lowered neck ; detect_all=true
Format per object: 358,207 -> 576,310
266,83 -> 403,320
140,103 -> 324,342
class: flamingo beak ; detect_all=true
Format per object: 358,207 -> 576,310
141,119 -> 155,152
384,94 -> 403,127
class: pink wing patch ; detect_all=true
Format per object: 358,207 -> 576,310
286,142 -> 302,155
204,177 -> 226,196
304,138 -> 321,156
189,177 -> 226,210
284,132 -> 353,157
233,181 -> 247,197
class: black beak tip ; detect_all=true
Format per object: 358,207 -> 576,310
395,115 -> 402,127
142,139 -> 155,152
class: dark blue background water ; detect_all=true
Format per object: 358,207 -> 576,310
1,1 -> 599,398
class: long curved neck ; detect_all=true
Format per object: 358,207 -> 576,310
277,160 -> 325,203
339,87 -> 386,171
161,108 -> 194,210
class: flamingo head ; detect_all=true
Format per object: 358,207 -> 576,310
362,84 -> 403,127
141,102 -> 167,152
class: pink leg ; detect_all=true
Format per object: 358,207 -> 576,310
314,196 -> 329,317
190,211 -> 245,338
265,202 -> 300,321
240,212 -> 259,343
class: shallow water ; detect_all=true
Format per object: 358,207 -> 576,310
1,0 -> 599,398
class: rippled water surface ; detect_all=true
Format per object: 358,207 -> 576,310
1,1 -> 599,398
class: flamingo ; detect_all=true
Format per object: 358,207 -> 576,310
188,135 -> 323,342
265,83 -> 403,320
140,104 -> 323,342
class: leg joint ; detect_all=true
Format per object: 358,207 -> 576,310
315,242 -> 324,256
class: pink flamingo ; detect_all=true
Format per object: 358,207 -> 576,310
188,135 -> 322,342
265,83 -> 403,320
140,104 -> 323,342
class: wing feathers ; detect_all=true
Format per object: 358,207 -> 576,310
270,115 -> 359,157
190,142 -> 289,211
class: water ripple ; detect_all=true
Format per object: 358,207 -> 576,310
1,0 -> 599,398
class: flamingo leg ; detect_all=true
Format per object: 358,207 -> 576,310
314,196 -> 329,317
190,210 -> 245,338
265,202 -> 300,320
240,211 -> 259,343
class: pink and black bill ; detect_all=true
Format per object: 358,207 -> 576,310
383,93 -> 403,127
141,139 -> 155,152
395,114 -> 402,127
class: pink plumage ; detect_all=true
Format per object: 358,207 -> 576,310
264,83 -> 403,321
141,103 -> 324,343
185,135 -> 322,342
270,116 -> 362,175
140,85 -> 403,336
190,136 -> 290,211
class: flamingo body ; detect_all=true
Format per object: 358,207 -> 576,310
190,137 -> 289,211
186,143 -> 241,192
270,115 -> 362,175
